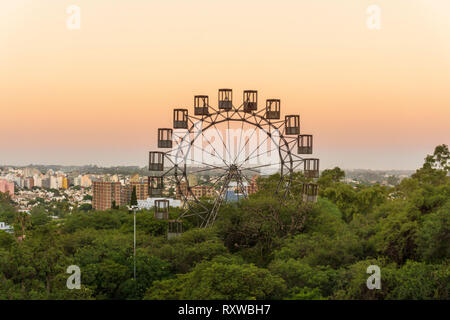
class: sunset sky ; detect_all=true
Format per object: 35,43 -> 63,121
1,0 -> 449,169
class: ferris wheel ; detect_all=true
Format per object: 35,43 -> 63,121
148,89 -> 319,237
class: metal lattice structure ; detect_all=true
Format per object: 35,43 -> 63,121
148,88 -> 320,236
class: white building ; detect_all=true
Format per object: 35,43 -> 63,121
50,176 -> 59,189
74,175 -> 82,186
81,175 -> 92,188
33,175 -> 42,188
23,167 -> 41,178
10,176 -> 23,188
137,198 -> 182,210
57,176 -> 63,188
0,222 -> 13,234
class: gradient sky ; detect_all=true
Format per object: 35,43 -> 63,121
1,0 -> 449,169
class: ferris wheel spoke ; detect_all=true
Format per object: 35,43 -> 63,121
207,104 -> 219,114
205,174 -> 231,226
240,161 -> 284,172
279,124 -> 289,136
243,110 -> 256,120
236,109 -> 248,120
170,133 -> 193,157
232,105 -> 245,117
290,153 -> 305,161
241,167 -> 270,175
260,120 -> 285,134
211,121 -> 232,165
159,166 -> 176,177
232,102 -> 245,113
188,172 -> 229,199
173,130 -> 228,168
228,107 -> 237,116
234,116 -> 264,163
286,155 -> 304,164
233,117 -> 245,163
261,118 -> 284,125
199,128 -> 230,167
292,161 -> 304,171
209,172 -> 230,190
183,205 -> 210,217
240,144 -> 281,166
171,133 -> 191,149
168,144 -> 187,165
278,141 -> 295,152
273,125 -> 285,136
216,110 -> 229,121
184,201 -> 209,218
241,165 -> 279,174
240,173 -> 253,185
236,180 -> 248,198
163,152 -> 178,167
187,165 -> 228,175
240,133 -> 271,165
240,174 -> 255,196
166,141 -> 198,166
188,114 -> 213,125
189,170 -> 229,189
180,212 -> 207,219
188,136 -> 229,167
283,136 -> 298,147
186,156 -> 223,170
227,113 -> 232,162
253,108 -> 266,117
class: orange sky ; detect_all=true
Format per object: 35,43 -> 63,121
1,0 -> 449,169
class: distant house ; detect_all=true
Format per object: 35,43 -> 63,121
0,222 -> 13,234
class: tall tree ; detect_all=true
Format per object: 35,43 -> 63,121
130,186 -> 138,206
425,144 -> 449,171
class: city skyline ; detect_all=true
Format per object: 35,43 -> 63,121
2,0 -> 450,170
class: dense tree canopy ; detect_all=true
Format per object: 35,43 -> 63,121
0,145 -> 448,300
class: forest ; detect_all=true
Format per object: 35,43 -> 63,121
0,145 -> 448,300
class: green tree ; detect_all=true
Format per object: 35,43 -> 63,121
268,258 -> 338,298
0,192 -> 16,224
317,167 -> 345,189
130,186 -> 138,206
412,144 -> 449,185
332,259 -> 395,300
0,231 -> 14,249
374,209 -> 418,264
146,256 -> 287,300
0,225 -> 70,299
30,206 -> 51,227
117,252 -> 171,299
387,261 -> 449,300
78,203 -> 92,211
424,144 -> 449,171
149,228 -> 228,273
416,201 -> 450,263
